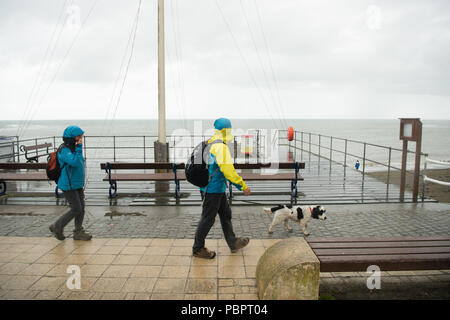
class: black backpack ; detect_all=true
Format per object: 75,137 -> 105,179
185,140 -> 224,187
46,144 -> 65,182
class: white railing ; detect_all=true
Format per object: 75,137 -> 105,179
423,158 -> 450,187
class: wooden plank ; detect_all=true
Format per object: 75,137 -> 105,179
104,172 -> 187,181
0,163 -> 47,170
234,162 -> 305,169
307,236 -> 450,243
100,162 -> 305,171
318,253 -> 450,272
22,143 -> 52,151
0,172 -> 49,181
309,241 -> 450,249
100,163 -> 184,170
240,173 -> 303,181
313,246 -> 450,256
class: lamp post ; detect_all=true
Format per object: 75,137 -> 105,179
399,118 -> 422,202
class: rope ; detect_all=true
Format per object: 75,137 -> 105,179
16,0 -> 71,139
214,0 -> 283,130
239,0 -> 287,129
85,0 -> 142,186
253,0 -> 289,129
425,158 -> 450,166
19,0 -> 100,138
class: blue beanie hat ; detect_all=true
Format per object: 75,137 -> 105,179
213,118 -> 232,130
63,125 -> 84,138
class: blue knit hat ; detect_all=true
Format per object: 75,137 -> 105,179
213,118 -> 232,130
63,125 -> 84,138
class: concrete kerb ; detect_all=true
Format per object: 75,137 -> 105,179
256,237 -> 320,300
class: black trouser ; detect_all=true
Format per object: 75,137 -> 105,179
193,192 -> 237,252
54,189 -> 85,232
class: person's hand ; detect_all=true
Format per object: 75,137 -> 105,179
243,187 -> 251,196
75,135 -> 83,145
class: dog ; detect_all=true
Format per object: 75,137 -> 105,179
263,205 -> 327,236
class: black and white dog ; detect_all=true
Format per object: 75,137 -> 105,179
263,205 -> 327,236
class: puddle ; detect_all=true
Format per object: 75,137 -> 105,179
104,211 -> 146,218
0,212 -> 46,216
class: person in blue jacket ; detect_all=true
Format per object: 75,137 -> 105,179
193,118 -> 251,259
49,126 -> 92,241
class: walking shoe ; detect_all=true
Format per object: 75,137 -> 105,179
193,247 -> 216,259
49,224 -> 65,241
73,228 -> 92,241
230,237 -> 250,253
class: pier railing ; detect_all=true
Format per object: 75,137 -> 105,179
0,132 -> 267,164
278,130 -> 431,202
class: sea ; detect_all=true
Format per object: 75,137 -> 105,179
1,119 -> 449,171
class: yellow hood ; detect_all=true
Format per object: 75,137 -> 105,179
208,128 -> 234,144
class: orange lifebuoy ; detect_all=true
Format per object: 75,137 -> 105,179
287,126 -> 294,141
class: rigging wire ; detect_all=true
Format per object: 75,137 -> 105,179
16,0 -> 71,139
86,0 -> 142,185
239,0 -> 287,129
253,0 -> 289,128
20,0 -> 100,138
214,0 -> 283,130
172,0 -> 188,131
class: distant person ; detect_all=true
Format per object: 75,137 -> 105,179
355,160 -> 360,170
49,126 -> 92,241
193,118 -> 251,259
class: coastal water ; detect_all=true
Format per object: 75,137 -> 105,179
1,119 -> 449,171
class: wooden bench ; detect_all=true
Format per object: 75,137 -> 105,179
100,161 -> 305,201
306,236 -> 450,272
20,143 -> 52,163
100,162 -> 186,199
0,162 -> 62,197
229,162 -> 305,204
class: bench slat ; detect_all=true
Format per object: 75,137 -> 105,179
307,236 -> 450,243
22,143 -> 52,151
309,240 -> 450,249
240,173 -> 303,180
104,172 -> 303,182
104,173 -> 185,181
100,162 -> 305,170
101,163 -> 184,170
0,173 -> 49,181
0,163 -> 48,170
318,253 -> 450,272
314,246 -> 450,256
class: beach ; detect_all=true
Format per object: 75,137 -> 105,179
367,168 -> 450,203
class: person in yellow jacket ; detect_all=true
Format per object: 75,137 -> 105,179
193,118 -> 251,259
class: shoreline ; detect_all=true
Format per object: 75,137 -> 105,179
367,168 -> 450,203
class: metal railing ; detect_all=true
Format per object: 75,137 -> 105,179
423,158 -> 450,187
278,130 -> 431,201
0,132 -> 267,164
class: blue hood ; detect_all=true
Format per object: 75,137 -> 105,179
63,126 -> 84,138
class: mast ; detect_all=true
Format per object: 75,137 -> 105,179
154,0 -> 168,164
157,0 -> 166,144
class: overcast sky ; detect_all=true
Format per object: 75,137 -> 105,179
1,0 -> 449,120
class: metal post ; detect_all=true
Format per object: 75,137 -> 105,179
422,154 -> 427,202
301,132 -> 304,162
362,143 -> 366,190
143,136 -> 146,162
35,138 -> 38,157
329,137 -> 333,172
318,134 -> 321,159
256,130 -> 260,163
386,147 -> 391,200
16,136 -> 20,162
158,0 -> 166,145
344,139 -> 347,179
412,123 -> 423,202
400,140 -> 408,202
113,136 -> 116,162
